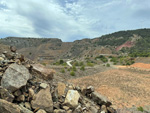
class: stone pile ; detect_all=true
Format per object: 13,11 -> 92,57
0,47 -> 116,113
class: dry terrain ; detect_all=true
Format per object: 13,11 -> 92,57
69,63 -> 150,110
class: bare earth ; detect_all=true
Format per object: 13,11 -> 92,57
69,63 -> 150,109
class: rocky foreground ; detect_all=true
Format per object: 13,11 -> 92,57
0,47 -> 147,113
0,48 -> 116,113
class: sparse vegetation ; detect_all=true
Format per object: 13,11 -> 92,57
106,63 -> 110,67
70,71 -> 75,76
95,55 -> 108,63
87,62 -> 94,67
137,106 -> 144,112
80,65 -> 85,71
72,65 -> 77,71
60,69 -> 65,73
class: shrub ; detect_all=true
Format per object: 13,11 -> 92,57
59,59 -> 64,64
80,65 -> 85,71
67,68 -> 71,71
137,106 -> 144,112
72,66 -> 77,71
87,62 -> 94,67
61,69 -> 65,73
79,62 -> 84,66
106,63 -> 110,67
70,71 -> 75,76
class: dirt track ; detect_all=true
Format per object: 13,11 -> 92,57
69,64 -> 150,109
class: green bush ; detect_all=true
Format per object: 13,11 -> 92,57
87,62 -> 94,67
137,106 -> 144,112
67,68 -> 71,71
79,62 -> 84,66
72,66 -> 77,71
106,63 -> 110,67
95,55 -> 108,63
61,69 -> 65,73
70,71 -> 75,76
59,59 -> 64,64
80,65 -> 85,71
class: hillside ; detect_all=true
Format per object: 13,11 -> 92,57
1,28 -> 150,63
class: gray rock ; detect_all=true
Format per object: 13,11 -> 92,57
14,90 -> 22,97
91,92 -> 112,106
24,102 -> 31,110
31,87 -> 53,113
19,104 -> 33,113
1,63 -> 30,92
36,109 -> 47,113
0,99 -> 21,113
64,90 -> 80,108
40,83 -> 48,89
54,109 -> 66,113
28,88 -> 35,98
0,86 -> 14,102
17,95 -> 25,102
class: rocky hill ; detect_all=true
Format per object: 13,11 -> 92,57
1,28 -> 150,63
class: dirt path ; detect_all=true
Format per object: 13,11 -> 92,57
69,68 -> 150,109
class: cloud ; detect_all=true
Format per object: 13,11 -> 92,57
0,0 -> 150,41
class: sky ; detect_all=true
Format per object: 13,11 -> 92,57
0,0 -> 150,42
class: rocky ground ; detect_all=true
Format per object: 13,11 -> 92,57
69,67 -> 150,112
0,48 -> 117,113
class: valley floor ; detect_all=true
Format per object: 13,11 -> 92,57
68,64 -> 150,111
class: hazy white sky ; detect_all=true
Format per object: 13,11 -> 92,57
0,0 -> 150,41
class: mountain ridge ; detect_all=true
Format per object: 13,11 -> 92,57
0,28 -> 150,63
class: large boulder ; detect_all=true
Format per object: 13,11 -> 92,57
64,90 -> 80,108
0,99 -> 21,113
31,86 -> 53,113
91,92 -> 112,106
31,64 -> 55,80
1,63 -> 30,92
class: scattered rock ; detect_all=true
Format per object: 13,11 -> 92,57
25,102 -> 31,110
82,86 -> 94,95
28,88 -> 35,98
19,104 -> 33,113
0,86 -> 14,102
91,92 -> 112,107
31,87 -> 53,113
62,106 -> 70,111
40,83 -> 48,89
64,90 -> 80,108
31,64 -> 55,80
1,63 -> 30,92
17,95 -> 25,102
57,82 -> 66,97
101,105 -> 108,113
54,109 -> 66,113
10,46 -> 17,53
14,90 -> 22,97
0,99 -> 21,113
36,109 -> 47,113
